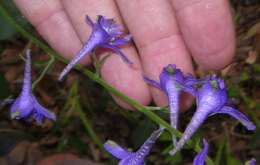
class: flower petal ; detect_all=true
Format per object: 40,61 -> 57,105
10,96 -> 34,120
85,15 -> 94,27
211,106 -> 256,131
101,44 -> 133,64
143,76 -> 162,90
246,158 -> 256,165
110,34 -> 132,46
193,139 -> 208,165
104,140 -> 132,159
98,15 -> 122,37
32,96 -> 56,122
250,159 -> 256,165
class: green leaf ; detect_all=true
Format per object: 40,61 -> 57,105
240,71 -> 250,82
228,85 -> 239,98
227,155 -> 242,165
161,144 -> 183,164
159,131 -> 172,142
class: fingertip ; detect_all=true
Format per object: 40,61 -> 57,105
194,39 -> 235,70
172,0 -> 236,70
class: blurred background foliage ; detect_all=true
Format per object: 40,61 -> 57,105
0,0 -> 259,165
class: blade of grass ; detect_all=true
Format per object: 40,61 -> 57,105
215,139 -> 226,165
71,81 -> 103,150
32,55 -> 55,89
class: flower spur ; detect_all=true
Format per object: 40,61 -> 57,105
144,64 -> 189,146
170,75 -> 256,155
58,15 -> 132,80
9,50 -> 56,124
104,128 -> 164,165
193,139 -> 208,165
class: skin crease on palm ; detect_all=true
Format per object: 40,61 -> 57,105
14,0 -> 235,110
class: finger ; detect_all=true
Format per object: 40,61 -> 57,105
62,0 -> 151,109
13,0 -> 89,63
116,0 -> 194,106
170,0 -> 235,70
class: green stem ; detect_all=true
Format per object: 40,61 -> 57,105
70,81 -> 103,150
32,55 -> 54,89
75,99 -> 103,150
0,5 -> 214,165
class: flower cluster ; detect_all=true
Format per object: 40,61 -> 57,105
169,74 -> 256,155
58,15 -> 132,80
143,64 -> 256,163
2,14 -> 256,164
104,62 -> 256,164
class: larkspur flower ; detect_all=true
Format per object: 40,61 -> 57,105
170,75 -> 256,155
193,139 -> 208,165
104,128 -> 164,165
246,158 -> 256,165
10,50 -> 56,124
144,64 -> 189,146
58,15 -> 132,80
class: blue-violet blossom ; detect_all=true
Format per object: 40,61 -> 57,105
170,75 -> 256,155
193,139 -> 208,165
246,158 -> 256,165
59,15 -> 132,80
144,64 -> 189,146
104,128 -> 164,165
10,50 -> 56,124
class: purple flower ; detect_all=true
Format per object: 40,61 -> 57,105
10,50 -> 56,124
58,15 -> 132,80
104,128 -> 164,165
247,158 -> 256,165
170,75 -> 256,155
193,139 -> 208,165
144,64 -> 188,146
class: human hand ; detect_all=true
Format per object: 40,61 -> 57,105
14,0 -> 235,109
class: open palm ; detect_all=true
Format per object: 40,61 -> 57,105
14,0 -> 235,109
